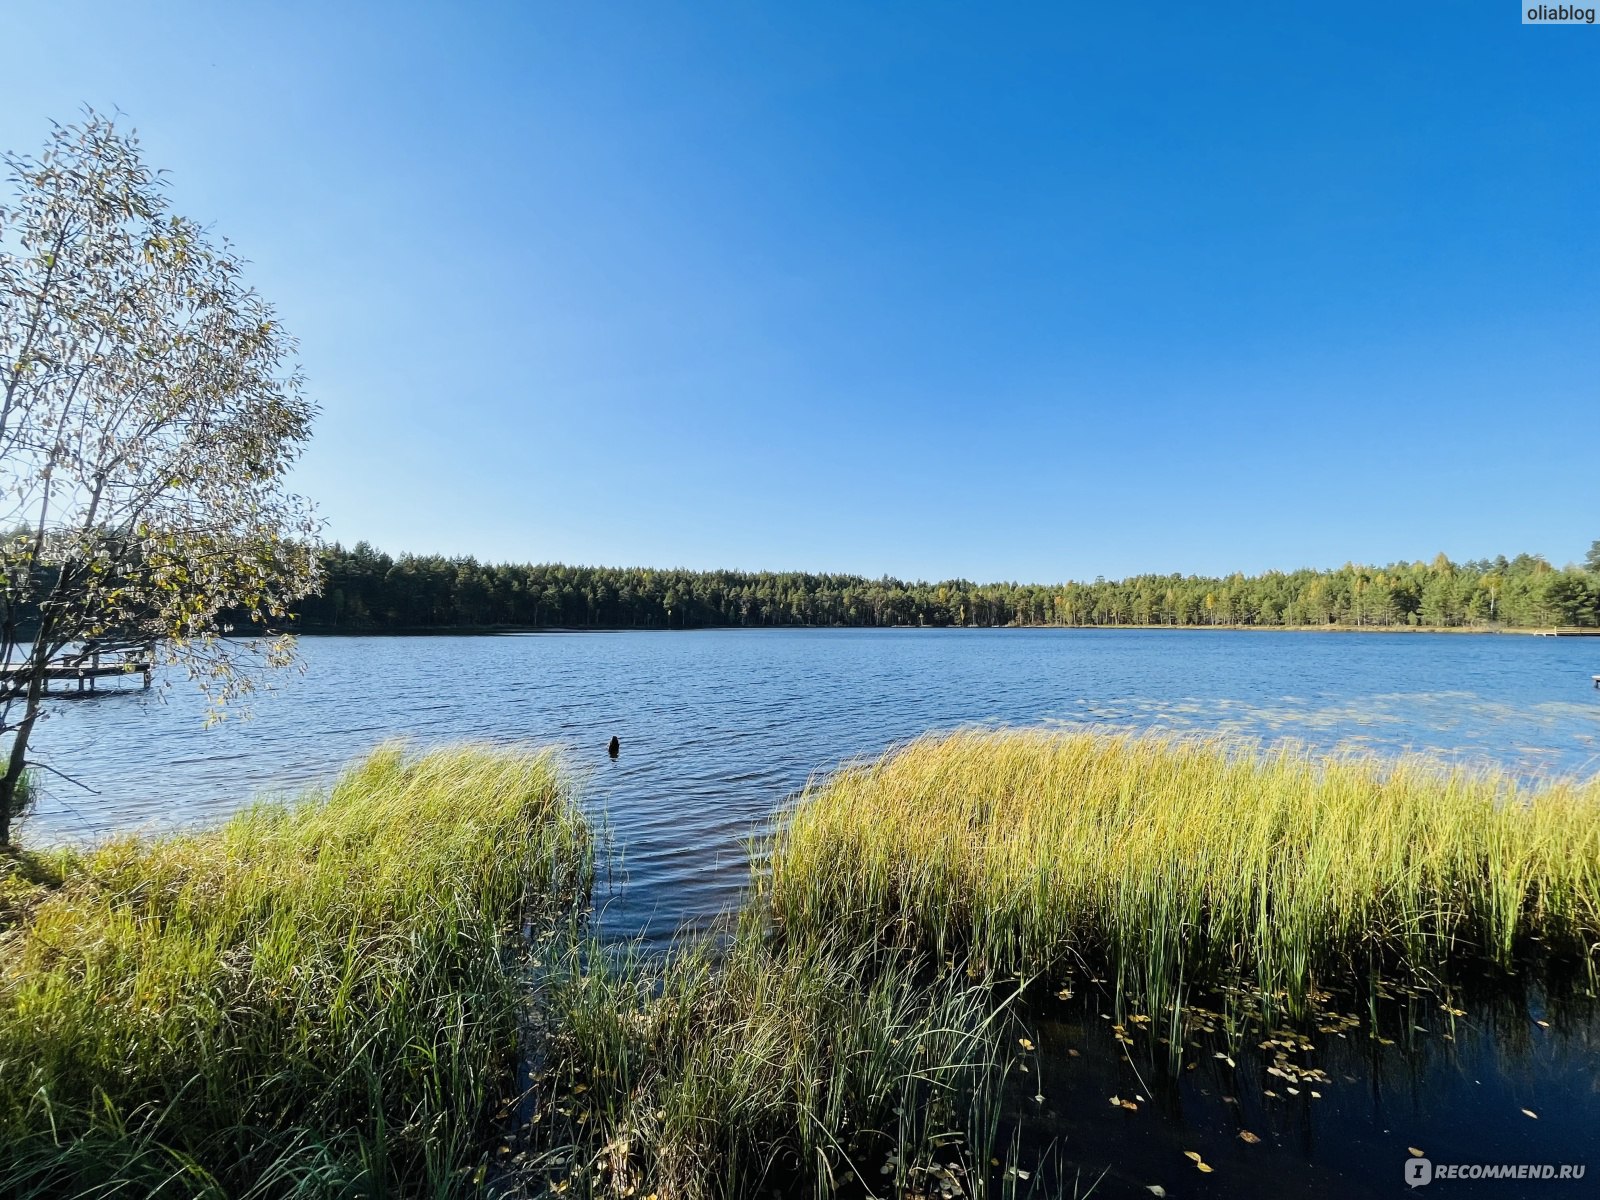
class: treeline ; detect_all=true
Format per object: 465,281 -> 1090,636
294,542 -> 1600,631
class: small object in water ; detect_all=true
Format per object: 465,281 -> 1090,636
607,736 -> 620,758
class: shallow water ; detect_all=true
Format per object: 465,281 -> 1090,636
24,628 -> 1600,945
990,970 -> 1600,1199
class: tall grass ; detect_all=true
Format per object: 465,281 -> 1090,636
525,910 -> 1017,1200
767,730 -> 1600,1013
0,744 -> 591,1198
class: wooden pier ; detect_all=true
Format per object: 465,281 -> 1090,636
0,654 -> 152,695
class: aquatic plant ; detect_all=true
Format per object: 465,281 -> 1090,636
522,911 -> 1018,1200
767,730 -> 1600,1014
0,744 -> 591,1197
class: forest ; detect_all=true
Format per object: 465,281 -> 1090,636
293,541 -> 1600,632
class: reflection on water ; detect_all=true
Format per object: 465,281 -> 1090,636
23,628 -> 1600,942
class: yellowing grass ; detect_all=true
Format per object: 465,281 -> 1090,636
0,744 -> 591,1197
767,730 -> 1600,1010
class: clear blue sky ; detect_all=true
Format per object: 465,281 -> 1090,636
3,2 -> 1595,581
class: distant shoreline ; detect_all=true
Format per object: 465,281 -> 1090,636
289,622 -> 1600,637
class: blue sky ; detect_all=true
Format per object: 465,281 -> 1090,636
3,2 -> 1595,580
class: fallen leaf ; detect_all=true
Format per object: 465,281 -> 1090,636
1184,1151 -> 1202,1163
1197,1162 -> 1215,1173
1238,1131 -> 1261,1144
1536,1020 -> 1551,1029
1523,1108 -> 1539,1119
1147,1187 -> 1167,1198
1018,1038 -> 1036,1051
1110,1095 -> 1123,1107
1409,1148 -> 1425,1158
1068,1048 -> 1081,1057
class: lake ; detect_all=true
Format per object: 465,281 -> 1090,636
25,628 -> 1600,945
22,628 -> 1600,1197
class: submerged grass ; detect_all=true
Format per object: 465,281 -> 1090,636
767,730 -> 1600,1014
0,744 -> 591,1198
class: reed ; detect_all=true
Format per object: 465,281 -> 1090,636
524,910 -> 1016,1200
0,744 -> 592,1198
767,730 -> 1600,1013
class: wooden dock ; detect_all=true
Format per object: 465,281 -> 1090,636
1532,628 -> 1600,637
0,656 -> 152,694
1593,675 -> 1600,689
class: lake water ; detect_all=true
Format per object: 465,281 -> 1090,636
24,628 -> 1600,944
22,628 -> 1600,1197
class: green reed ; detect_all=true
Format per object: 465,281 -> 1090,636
0,744 -> 592,1198
523,908 -> 1018,1200
766,730 -> 1600,1015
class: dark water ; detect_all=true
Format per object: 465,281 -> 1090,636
995,970 -> 1600,1200
22,628 -> 1600,1196
25,628 -> 1600,944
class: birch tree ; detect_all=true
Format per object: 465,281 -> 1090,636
0,114 -> 320,845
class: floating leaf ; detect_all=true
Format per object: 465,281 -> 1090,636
1147,1188 -> 1166,1198
1110,1095 -> 1123,1107
1068,1048 -> 1081,1057
1197,1162 -> 1215,1173
1536,1019 -> 1551,1029
1238,1131 -> 1261,1144
1522,1108 -> 1539,1119
1018,1038 -> 1036,1051
1184,1151 -> 1202,1163
1121,1099 -> 1139,1111
1409,1147 -> 1425,1158
1057,988 -> 1074,1000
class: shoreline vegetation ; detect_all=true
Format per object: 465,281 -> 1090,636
0,747 -> 592,1197
294,542 -> 1600,633
3,733 -> 1598,1196
298,621 -> 1596,637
